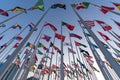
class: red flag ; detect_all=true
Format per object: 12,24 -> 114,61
0,35 -> 4,40
79,20 -> 95,27
112,19 -> 120,28
75,41 -> 87,47
41,34 -> 51,42
95,20 -> 112,31
112,2 -> 120,10
68,48 -> 76,54
13,42 -> 19,48
98,31 -> 111,41
52,64 -> 59,69
0,9 -> 9,16
16,35 -> 23,41
70,33 -> 82,39
100,6 -> 114,14
62,22 -> 74,31
34,54 -> 38,61
44,22 -> 57,31
55,33 -> 65,42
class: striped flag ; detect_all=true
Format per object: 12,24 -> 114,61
79,20 -> 95,27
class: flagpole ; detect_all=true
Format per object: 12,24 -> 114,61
0,7 -> 34,25
19,22 -> 46,80
99,32 -> 120,57
90,3 -> 120,16
0,7 -> 50,79
81,27 -> 114,80
0,27 -> 11,36
79,47 -> 91,80
74,41 -> 86,80
0,13 -> 22,25
47,33 -> 56,80
0,24 -> 29,54
54,51 -> 59,80
71,7 -> 120,78
108,31 -> 120,42
111,31 -> 120,39
68,32 -> 79,80
60,22 -> 64,80
2,24 -> 34,79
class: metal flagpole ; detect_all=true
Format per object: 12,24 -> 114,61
0,7 -> 34,25
0,24 -> 29,54
108,31 -> 120,42
71,7 -> 120,78
60,22 -> 64,80
81,27 -> 114,80
68,32 -> 79,80
0,27 -> 11,36
74,41 -> 86,80
0,13 -> 22,25
47,34 -> 56,80
19,22 -> 46,80
0,7 -> 50,79
90,3 -> 120,16
55,51 -> 58,80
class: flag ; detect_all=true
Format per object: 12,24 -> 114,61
79,20 -> 95,27
38,64 -> 43,69
63,42 -> 71,46
38,42 -> 48,50
70,33 -> 82,40
95,20 -> 112,31
98,31 -> 111,41
41,34 -> 51,42
77,58 -> 87,69
55,33 -> 65,42
24,49 -> 30,54
13,42 -> 19,48
85,32 -> 91,37
0,35 -> 4,40
52,64 -> 59,69
51,3 -> 66,10
91,65 -> 99,72
100,6 -> 114,14
62,21 -> 74,30
111,19 -> 120,29
79,48 -> 90,56
11,24 -> 22,30
9,7 -> 26,13
34,0 -> 44,11
44,22 -> 57,31
15,35 -> 23,41
75,41 -> 87,47
0,24 -> 6,27
68,47 -> 76,54
37,49 -> 43,55
34,54 -> 38,61
0,9 -> 8,16
71,2 -> 90,10
28,22 -> 35,31
100,41 -> 110,49
113,40 -> 120,48
89,41 -> 99,48
112,2 -> 120,10
26,42 -> 36,49
0,43 -> 7,49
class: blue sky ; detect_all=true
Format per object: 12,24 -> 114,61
0,0 -> 120,80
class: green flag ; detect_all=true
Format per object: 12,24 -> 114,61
34,0 -> 44,11
37,49 -> 43,55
